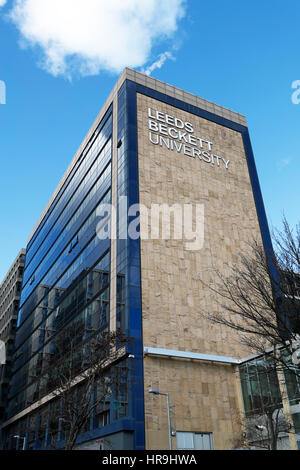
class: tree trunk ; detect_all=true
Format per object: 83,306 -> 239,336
65,426 -> 78,450
266,412 -> 277,450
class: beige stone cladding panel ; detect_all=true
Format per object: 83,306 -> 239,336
144,356 -> 242,450
137,93 -> 263,449
137,93 -> 262,358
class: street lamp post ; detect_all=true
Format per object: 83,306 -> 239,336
148,388 -> 172,450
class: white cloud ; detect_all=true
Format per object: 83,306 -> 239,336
142,51 -> 174,76
8,0 -> 186,78
0,0 -> 7,7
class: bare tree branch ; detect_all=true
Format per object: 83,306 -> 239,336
198,218 -> 300,379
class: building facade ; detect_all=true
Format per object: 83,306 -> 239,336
0,249 -> 26,446
2,69 -> 276,450
239,351 -> 300,450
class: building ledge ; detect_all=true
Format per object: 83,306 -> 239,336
144,346 -> 240,365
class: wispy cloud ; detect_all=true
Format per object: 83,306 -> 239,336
7,0 -> 186,79
0,0 -> 7,8
276,157 -> 293,171
141,51 -> 175,76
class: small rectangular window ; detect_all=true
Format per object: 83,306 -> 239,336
177,431 -> 213,450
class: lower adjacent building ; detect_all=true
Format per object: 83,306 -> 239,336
239,350 -> 300,450
1,69 -> 292,450
0,249 -> 26,447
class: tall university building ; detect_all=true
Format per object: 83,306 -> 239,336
1,68 -> 285,450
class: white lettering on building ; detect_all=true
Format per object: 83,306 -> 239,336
147,108 -> 231,170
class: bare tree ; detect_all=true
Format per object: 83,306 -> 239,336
199,217 -> 300,378
231,407 -> 290,451
230,357 -> 294,450
244,359 -> 293,450
41,324 -> 128,450
245,408 -> 289,451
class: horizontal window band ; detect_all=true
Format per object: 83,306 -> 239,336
27,108 -> 113,252
24,139 -> 112,285
2,346 -> 128,429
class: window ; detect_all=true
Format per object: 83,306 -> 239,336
176,432 -> 213,450
239,359 -> 283,414
94,409 -> 110,430
292,413 -> 300,434
68,235 -> 79,254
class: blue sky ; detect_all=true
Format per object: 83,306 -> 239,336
0,0 -> 299,282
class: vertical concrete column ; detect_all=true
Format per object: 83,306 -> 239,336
109,94 -> 118,333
